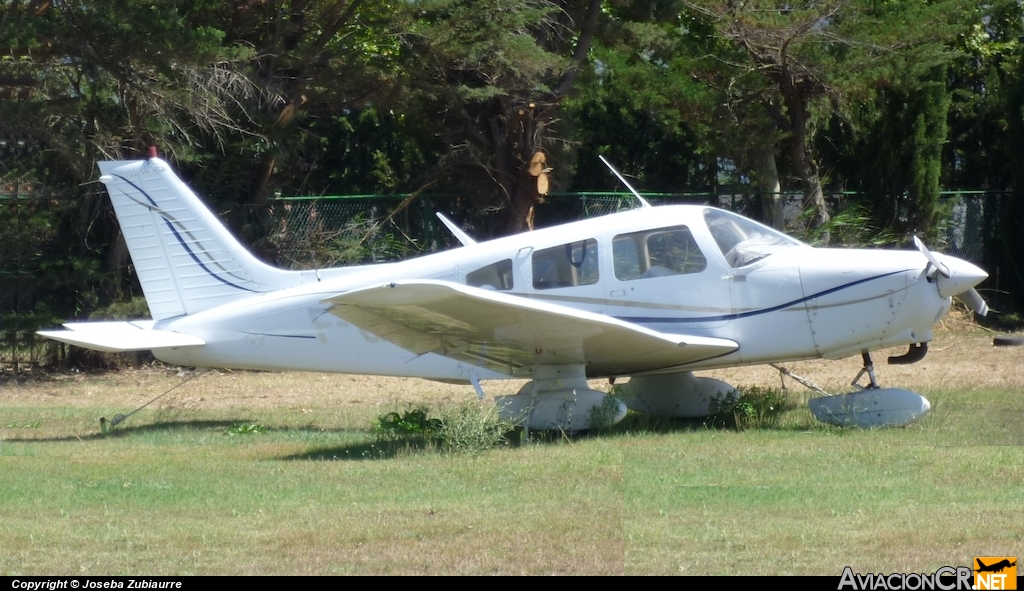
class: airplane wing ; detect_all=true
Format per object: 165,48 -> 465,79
323,280 -> 738,376
37,321 -> 205,353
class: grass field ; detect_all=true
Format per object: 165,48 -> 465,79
1,322 -> 1022,575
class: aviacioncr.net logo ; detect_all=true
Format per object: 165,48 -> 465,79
838,566 -> 974,590
973,557 -> 1017,590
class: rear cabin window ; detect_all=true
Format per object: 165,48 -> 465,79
466,259 -> 514,290
532,239 -> 599,290
612,226 -> 707,281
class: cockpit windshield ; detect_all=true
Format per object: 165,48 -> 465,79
703,208 -> 803,267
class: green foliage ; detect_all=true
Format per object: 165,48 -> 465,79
304,110 -> 440,196
705,386 -> 794,431
588,395 -> 624,431
373,404 -> 513,454
224,423 -> 267,436
271,208 -> 424,269
88,297 -> 151,320
944,1 -> 1023,191
434,404 -> 515,455
794,204 -> 899,248
373,406 -> 443,442
832,67 -> 951,239
398,0 -> 606,231
564,42 -> 718,192
4,420 -> 41,429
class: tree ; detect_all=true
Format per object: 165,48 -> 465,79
681,0 -> 966,239
845,67 -> 950,239
183,0 -> 405,207
562,3 -> 725,196
943,0 -> 1023,191
998,24 -> 1024,309
0,0 -> 248,313
400,0 -> 602,234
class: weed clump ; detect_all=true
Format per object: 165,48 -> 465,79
225,422 -> 267,436
373,406 -> 441,442
706,386 -> 794,430
435,404 -> 515,454
373,404 -> 514,454
588,394 -> 625,431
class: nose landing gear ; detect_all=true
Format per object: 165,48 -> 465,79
808,351 -> 931,428
851,352 -> 879,390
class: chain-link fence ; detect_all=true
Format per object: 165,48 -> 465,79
935,192 -> 990,265
264,190 -> 998,267
0,186 -> 68,371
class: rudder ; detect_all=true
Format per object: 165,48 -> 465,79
99,158 -> 296,320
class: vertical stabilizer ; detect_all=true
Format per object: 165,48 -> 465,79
98,158 -> 296,320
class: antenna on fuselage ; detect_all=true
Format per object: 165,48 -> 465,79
598,155 -> 652,209
436,212 -> 477,246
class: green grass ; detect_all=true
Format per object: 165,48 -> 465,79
1,383 -> 1023,575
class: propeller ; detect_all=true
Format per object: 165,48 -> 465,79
958,287 -> 989,317
913,236 -> 949,278
913,236 -> 989,316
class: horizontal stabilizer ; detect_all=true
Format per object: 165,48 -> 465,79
38,321 -> 205,353
324,280 -> 738,376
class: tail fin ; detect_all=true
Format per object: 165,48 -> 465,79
99,158 -> 296,320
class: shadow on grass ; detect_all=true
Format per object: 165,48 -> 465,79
283,437 -> 439,462
281,410 -> 825,462
1,419 -> 376,444
3,410 -> 823,460
2,419 -> 256,443
580,409 -> 821,438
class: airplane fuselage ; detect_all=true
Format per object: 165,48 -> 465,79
150,205 -> 953,382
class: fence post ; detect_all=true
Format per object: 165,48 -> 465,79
13,181 -> 20,374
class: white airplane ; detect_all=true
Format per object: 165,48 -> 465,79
39,155 -> 990,431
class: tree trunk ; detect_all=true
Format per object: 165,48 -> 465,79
780,79 -> 830,243
498,0 -> 602,235
102,232 -> 129,305
500,103 -> 546,235
754,148 -> 784,230
251,154 -> 276,207
504,174 -> 540,234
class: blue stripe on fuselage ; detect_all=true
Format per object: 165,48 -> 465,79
614,270 -> 908,324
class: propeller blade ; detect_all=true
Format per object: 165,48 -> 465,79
957,287 -> 989,317
913,237 -> 988,299
913,236 -> 949,278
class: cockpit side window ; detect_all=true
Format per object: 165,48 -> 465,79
703,208 -> 801,267
466,259 -> 514,291
532,239 -> 599,290
613,226 -> 706,281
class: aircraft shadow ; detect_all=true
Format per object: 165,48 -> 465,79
283,437 -> 439,462
280,414 -> 818,462
1,419 -> 253,443
4,414 -> 817,460
592,413 -> 816,436
3,417 -> 438,459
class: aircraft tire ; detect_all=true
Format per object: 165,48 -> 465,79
993,335 -> 1024,347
